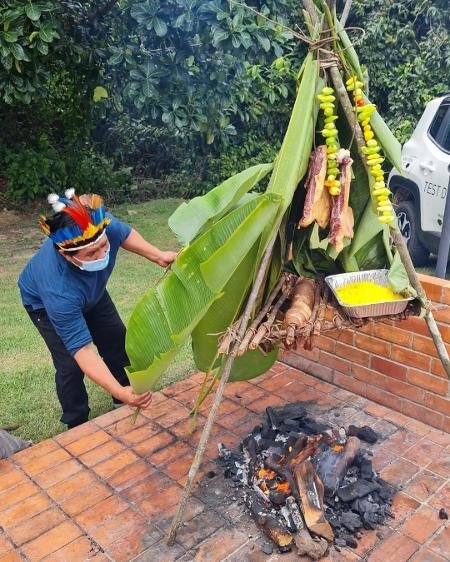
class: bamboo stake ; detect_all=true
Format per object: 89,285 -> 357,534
340,0 -> 353,27
237,272 -> 288,355
166,233 -> 279,545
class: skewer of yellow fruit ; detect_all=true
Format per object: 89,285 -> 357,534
346,76 -> 395,224
317,86 -> 341,196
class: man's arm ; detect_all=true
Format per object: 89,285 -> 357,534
121,229 -> 177,267
74,344 -> 152,408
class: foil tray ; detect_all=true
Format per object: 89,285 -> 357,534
325,269 -> 413,319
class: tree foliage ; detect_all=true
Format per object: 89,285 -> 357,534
0,0 -> 448,200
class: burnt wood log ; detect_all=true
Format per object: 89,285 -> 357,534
313,436 -> 361,495
265,457 -> 300,505
293,459 -> 334,541
244,490 -> 293,549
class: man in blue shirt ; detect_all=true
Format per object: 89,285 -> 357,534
19,191 -> 177,428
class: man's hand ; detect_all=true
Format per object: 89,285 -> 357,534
157,250 -> 178,268
117,386 -> 153,409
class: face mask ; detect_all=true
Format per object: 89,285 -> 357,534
75,249 -> 110,272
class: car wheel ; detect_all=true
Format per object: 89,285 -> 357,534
395,200 -> 429,266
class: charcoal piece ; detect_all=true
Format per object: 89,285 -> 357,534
314,436 -> 360,496
347,425 -> 378,444
344,535 -> 358,549
339,511 -> 363,532
242,435 -> 258,461
334,538 -> 347,548
261,543 -> 273,555
265,407 -> 279,429
337,479 -> 380,503
359,457 -> 374,480
269,490 -> 286,505
261,427 -> 278,441
438,508 -> 448,520
206,470 -> 216,479
374,478 -> 395,502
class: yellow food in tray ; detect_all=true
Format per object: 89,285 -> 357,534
335,280 -> 401,306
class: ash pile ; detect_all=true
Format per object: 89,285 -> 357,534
217,402 -> 395,559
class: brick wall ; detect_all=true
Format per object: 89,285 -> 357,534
281,274 -> 450,432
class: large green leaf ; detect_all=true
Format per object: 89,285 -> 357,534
125,193 -> 281,391
168,163 -> 273,245
192,242 -> 259,372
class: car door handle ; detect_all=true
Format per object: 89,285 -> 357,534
420,162 -> 435,172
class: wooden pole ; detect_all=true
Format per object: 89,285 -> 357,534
340,0 -> 353,27
166,233 -> 278,545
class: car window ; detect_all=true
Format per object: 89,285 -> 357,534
428,100 -> 450,153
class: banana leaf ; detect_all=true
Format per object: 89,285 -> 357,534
168,163 -> 273,245
125,193 -> 281,392
388,250 -> 417,296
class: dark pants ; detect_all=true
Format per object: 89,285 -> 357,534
26,291 -> 130,428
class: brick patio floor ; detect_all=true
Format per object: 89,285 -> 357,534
0,363 -> 449,562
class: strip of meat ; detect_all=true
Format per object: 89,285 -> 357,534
298,145 -> 331,229
329,149 -> 354,253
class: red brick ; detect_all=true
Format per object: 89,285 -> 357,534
431,304 -> 450,323
403,470 -> 446,502
75,495 -> 129,532
398,316 -> 429,337
12,439 -> 59,463
419,276 -> 446,302
383,429 -> 421,454
326,327 -> 355,345
355,333 -> 391,357
91,449 -> 139,479
79,439 -> 125,467
256,372 -> 294,392
443,415 -> 450,433
391,345 -> 431,371
18,447 -> 71,477
120,471 -> 173,503
33,458 -> 82,489
54,421 -> 98,446
410,547 -> 448,562
104,527 -> 160,562
136,482 -> 182,518
89,508 -> 146,547
246,395 -> 285,414
320,350 -> 351,374
47,470 -> 96,502
370,444 -> 399,471
367,531 -> 419,562
0,494 -> 51,529
64,429 -> 111,455
442,284 -> 450,305
402,400 -> 444,430
366,385 -> 404,411
133,431 -> 175,458
107,459 -> 154,492
162,454 -> 193,482
428,527 -> 450,560
194,527 -> 251,561
0,480 -> 39,511
335,341 -> 370,366
371,356 -> 407,380
0,537 -> 13,558
383,378 -> 424,404
351,364 -> 386,388
315,334 -> 336,352
333,372 -> 366,397
424,392 -> 450,416
389,493 -> 421,526
156,404 -> 192,429
436,322 -> 450,344
380,458 -> 420,486
161,377 -> 197,398
229,385 -> 267,406
373,322 -> 413,346
407,368 -> 449,395
427,450 -> 450,478
413,334 -> 450,359
429,482 -> 450,511
430,357 -> 449,377
148,442 -> 192,467
0,551 -> 23,562
427,429 -> 450,447
403,437 -> 444,466
61,481 -> 112,516
400,505 -> 444,544
8,508 -> 66,546
21,521 -> 82,561
93,405 -> 134,427
41,536 -> 103,562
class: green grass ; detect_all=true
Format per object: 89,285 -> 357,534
0,199 -> 195,443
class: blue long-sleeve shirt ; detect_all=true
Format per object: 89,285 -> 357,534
18,214 -> 131,355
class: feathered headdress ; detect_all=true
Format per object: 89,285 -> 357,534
40,189 -> 111,250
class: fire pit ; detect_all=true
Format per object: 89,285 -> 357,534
217,401 -> 396,559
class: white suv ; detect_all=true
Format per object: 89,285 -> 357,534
388,95 -> 450,265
